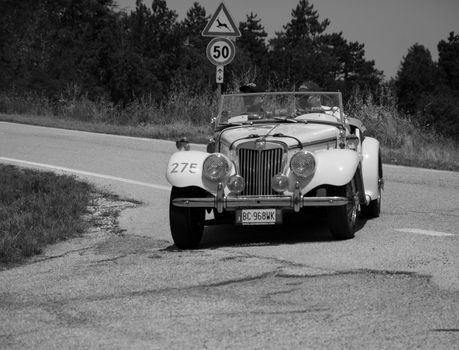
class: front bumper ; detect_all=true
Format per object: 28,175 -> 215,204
172,184 -> 349,213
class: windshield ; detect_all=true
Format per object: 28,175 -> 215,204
217,91 -> 343,126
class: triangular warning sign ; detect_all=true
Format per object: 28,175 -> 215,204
202,2 -> 241,37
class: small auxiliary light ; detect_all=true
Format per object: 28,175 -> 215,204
227,175 -> 245,193
272,174 -> 289,193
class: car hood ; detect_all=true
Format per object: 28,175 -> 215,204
219,123 -> 338,149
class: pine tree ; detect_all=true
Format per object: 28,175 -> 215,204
174,2 -> 213,94
438,32 -> 459,91
395,44 -> 439,114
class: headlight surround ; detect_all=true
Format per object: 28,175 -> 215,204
203,154 -> 230,181
290,151 -> 316,178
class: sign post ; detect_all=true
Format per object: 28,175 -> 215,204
202,2 -> 240,97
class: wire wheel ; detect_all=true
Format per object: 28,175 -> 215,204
327,178 -> 358,240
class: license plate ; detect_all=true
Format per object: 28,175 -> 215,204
236,209 -> 281,225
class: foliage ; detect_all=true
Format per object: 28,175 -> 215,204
0,0 -> 382,103
438,32 -> 459,91
267,0 -> 382,96
396,38 -> 459,138
0,0 -> 457,139
346,90 -> 458,171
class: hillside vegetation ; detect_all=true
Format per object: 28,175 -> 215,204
0,88 -> 457,171
0,0 -> 457,170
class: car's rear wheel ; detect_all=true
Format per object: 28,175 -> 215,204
169,186 -> 205,249
327,179 -> 358,240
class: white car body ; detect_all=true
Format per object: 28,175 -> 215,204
166,91 -> 383,248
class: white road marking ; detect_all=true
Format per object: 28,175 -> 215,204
0,157 -> 171,191
395,228 -> 454,237
383,163 -> 458,175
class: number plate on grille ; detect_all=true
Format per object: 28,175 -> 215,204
236,209 -> 282,225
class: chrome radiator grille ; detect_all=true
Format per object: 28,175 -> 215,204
238,146 -> 284,195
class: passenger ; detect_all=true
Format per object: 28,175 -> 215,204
298,81 -> 322,111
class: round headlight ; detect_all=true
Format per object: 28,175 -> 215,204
203,154 -> 230,181
290,151 -> 316,178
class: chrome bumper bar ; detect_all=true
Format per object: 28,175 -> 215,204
172,183 -> 350,213
172,195 -> 348,213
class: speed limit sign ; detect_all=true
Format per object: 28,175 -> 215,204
206,37 -> 235,66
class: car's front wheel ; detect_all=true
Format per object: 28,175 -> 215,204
327,179 -> 358,240
169,186 -> 205,249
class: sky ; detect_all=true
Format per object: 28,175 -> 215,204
115,0 -> 459,79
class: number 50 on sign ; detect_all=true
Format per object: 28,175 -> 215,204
206,37 -> 235,66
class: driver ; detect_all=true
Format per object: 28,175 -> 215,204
240,83 -> 263,113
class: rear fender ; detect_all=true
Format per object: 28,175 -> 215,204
361,137 -> 381,201
295,149 -> 361,193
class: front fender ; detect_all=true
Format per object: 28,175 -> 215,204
165,151 -> 209,188
300,149 -> 360,193
362,137 -> 381,201
165,151 -> 235,194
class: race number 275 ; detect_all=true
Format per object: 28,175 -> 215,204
170,162 -> 198,174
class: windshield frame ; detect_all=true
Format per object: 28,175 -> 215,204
216,91 -> 344,128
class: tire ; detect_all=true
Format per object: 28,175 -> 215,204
169,186 -> 205,249
361,183 -> 381,218
327,179 -> 358,240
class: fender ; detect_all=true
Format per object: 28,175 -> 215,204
299,149 -> 361,193
361,137 -> 380,201
165,151 -> 209,188
165,151 -> 235,194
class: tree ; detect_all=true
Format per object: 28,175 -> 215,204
319,33 -> 382,98
395,44 -> 439,115
438,32 -> 459,91
118,0 -> 181,102
173,2 -> 213,94
268,0 -> 330,88
267,0 -> 381,96
237,13 -> 268,68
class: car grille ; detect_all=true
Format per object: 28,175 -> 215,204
238,145 -> 284,195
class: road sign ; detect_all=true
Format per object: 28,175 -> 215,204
206,37 -> 235,66
202,2 -> 241,38
216,65 -> 224,84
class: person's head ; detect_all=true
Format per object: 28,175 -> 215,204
298,81 -> 321,92
240,83 -> 263,112
298,81 -> 322,109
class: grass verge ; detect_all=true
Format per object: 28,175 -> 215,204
0,113 -> 212,144
0,88 -> 457,171
0,164 -> 93,264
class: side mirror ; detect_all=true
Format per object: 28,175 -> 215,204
176,138 -> 190,151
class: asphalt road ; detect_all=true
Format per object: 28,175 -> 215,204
1,121 -> 458,349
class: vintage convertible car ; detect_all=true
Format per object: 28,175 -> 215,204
166,91 -> 383,249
